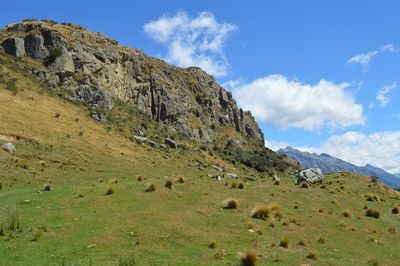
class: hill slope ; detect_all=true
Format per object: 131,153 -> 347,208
278,146 -> 400,189
0,20 -> 400,266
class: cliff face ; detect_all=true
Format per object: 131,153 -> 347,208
0,20 -> 264,145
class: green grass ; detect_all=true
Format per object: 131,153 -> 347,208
0,53 -> 400,265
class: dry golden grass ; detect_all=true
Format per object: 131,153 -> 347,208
342,210 -> 352,218
108,178 -> 118,184
231,182 -> 238,189
279,238 -> 289,248
208,241 -> 217,249
250,205 -> 270,220
306,251 -> 318,260
43,184 -> 51,191
391,206 -> 399,214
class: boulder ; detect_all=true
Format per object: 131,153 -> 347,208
90,111 -> 107,122
131,135 -> 147,143
146,140 -> 158,147
1,37 -> 25,57
24,33 -> 48,60
48,47 -> 75,73
211,164 -> 223,172
133,126 -> 147,137
164,138 -> 178,149
273,174 -> 280,182
159,144 -> 167,149
2,143 -> 16,152
225,173 -> 239,179
296,168 -> 324,184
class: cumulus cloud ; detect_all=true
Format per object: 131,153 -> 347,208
144,11 -> 236,77
233,75 -> 365,131
347,43 -> 397,70
376,82 -> 397,107
266,131 -> 400,174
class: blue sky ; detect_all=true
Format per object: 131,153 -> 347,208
1,1 -> 399,173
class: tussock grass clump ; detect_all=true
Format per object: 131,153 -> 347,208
365,208 -> 380,219
208,241 -> 217,249
223,198 -> 239,209
317,237 -> 326,244
388,226 -> 396,234
251,204 -> 282,221
0,206 -> 20,236
175,176 -> 185,183
118,254 -> 136,266
300,182 -> 310,189
318,208 -> 324,213
238,182 -> 245,189
391,206 -> 399,214
109,178 -> 118,184
0,183 -> 2,190
297,240 -> 306,246
137,176 -> 143,182
231,182 -> 238,189
343,210 -> 352,218
165,180 -> 173,189
31,228 -> 42,241
279,238 -> 289,248
145,183 -> 156,192
273,180 -> 280,186
306,251 -> 318,260
105,187 -> 114,195
239,250 -> 257,266
43,184 -> 51,191
366,194 -> 380,202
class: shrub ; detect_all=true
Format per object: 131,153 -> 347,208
145,183 -> 156,192
238,182 -> 244,189
343,210 -> 351,218
239,250 -> 257,266
105,187 -> 114,195
306,251 -> 318,260
44,47 -> 63,66
43,184 -> 51,191
366,208 -> 380,219
223,198 -> 239,210
279,238 -> 289,248
165,180 -> 173,189
391,206 -> 399,214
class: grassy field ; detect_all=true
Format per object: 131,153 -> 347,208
1,55 -> 400,265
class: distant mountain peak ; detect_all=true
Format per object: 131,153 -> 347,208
278,147 -> 400,189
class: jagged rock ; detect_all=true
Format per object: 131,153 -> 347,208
131,135 -> 147,143
24,33 -> 48,60
273,174 -> 280,182
90,111 -> 107,122
1,143 -> 16,152
48,47 -> 75,73
164,138 -> 178,149
296,168 -> 324,184
208,173 -> 222,181
69,85 -> 114,111
1,37 -> 25,57
159,144 -> 167,149
133,126 -> 147,137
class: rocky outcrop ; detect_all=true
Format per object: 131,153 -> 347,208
0,20 -> 264,145
1,143 -> 16,152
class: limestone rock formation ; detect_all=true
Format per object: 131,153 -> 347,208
0,20 -> 264,145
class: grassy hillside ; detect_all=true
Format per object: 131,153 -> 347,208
1,54 -> 400,266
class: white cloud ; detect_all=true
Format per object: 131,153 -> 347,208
233,75 -> 365,131
376,82 -> 397,107
266,131 -> 400,174
347,50 -> 378,69
144,11 -> 236,77
347,43 -> 397,70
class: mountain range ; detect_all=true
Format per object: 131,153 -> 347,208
278,146 -> 400,189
